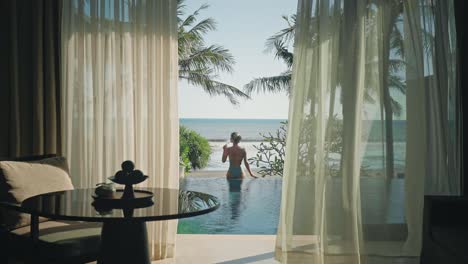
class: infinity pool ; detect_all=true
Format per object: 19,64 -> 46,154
177,176 -> 282,234
177,176 -> 407,234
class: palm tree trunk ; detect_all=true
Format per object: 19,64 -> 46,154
379,1 -> 401,230
307,89 -> 316,178
383,15 -> 396,184
383,85 -> 395,180
340,0 -> 364,240
326,82 -> 337,177
328,85 -> 336,128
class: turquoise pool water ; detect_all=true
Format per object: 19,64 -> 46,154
177,176 -> 282,234
177,176 -> 407,234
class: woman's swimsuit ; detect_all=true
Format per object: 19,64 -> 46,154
227,160 -> 244,178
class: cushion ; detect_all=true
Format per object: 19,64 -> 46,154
28,156 -> 70,174
0,157 -> 73,229
431,226 -> 468,262
5,220 -> 101,261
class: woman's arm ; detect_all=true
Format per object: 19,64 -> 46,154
222,145 -> 229,163
243,150 -> 257,178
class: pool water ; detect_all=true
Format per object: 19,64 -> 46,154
177,176 -> 282,234
177,176 -> 407,234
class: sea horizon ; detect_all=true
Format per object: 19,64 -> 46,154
179,118 -> 407,142
180,118 -> 287,142
180,118 -> 407,171
180,117 -> 288,120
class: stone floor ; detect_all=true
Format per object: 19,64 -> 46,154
153,235 -> 420,264
171,235 -> 278,264
8,235 -> 421,263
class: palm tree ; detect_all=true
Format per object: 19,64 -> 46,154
378,0 -> 405,181
247,8 -> 407,180
243,15 -> 295,95
177,0 -> 249,105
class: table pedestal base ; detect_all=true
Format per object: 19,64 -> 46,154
98,221 -> 150,264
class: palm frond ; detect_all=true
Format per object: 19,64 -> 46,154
243,74 -> 291,95
187,18 -> 217,39
178,30 -> 204,56
177,0 -> 187,25
390,22 -> 404,58
390,97 -> 402,117
180,45 -> 235,73
273,41 -> 294,69
265,15 -> 296,52
179,3 -> 210,29
422,30 -> 435,56
211,80 -> 251,104
364,90 -> 376,104
177,2 -> 244,105
388,58 -> 405,73
179,68 -> 217,95
388,74 -> 406,94
180,70 -> 249,105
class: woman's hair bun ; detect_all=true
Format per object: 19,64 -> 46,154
231,132 -> 242,143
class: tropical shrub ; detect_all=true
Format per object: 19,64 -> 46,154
179,142 -> 191,173
249,115 -> 370,177
249,118 -> 345,177
248,122 -> 287,176
179,125 -> 212,171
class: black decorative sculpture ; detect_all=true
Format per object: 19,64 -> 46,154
109,160 -> 149,199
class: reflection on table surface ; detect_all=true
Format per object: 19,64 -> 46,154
20,188 -> 219,222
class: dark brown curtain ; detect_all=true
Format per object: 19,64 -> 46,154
0,0 -> 61,158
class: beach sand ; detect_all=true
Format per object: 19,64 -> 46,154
186,170 -> 226,177
186,169 -> 264,177
186,169 -> 404,178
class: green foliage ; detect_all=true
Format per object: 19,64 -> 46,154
298,116 -> 344,178
244,11 -> 407,118
179,125 -> 212,171
249,117 -> 359,178
179,142 -> 191,173
246,7 -> 408,178
248,122 -> 287,176
244,15 -> 295,95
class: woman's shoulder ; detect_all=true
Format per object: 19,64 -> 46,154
237,145 -> 247,151
231,145 -> 245,151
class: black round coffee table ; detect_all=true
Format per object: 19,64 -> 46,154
19,188 -> 220,264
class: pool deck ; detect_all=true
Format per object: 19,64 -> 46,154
154,235 -> 278,264
169,172 -> 408,263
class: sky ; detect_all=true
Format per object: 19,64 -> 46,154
178,0 -> 298,119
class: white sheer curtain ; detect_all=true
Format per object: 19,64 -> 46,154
276,0 -> 459,263
61,0 -> 179,260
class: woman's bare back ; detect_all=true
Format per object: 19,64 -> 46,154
227,145 -> 245,166
222,132 -> 256,178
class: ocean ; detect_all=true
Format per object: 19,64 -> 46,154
180,118 -> 406,172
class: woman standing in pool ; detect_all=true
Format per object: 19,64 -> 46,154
222,132 -> 257,179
